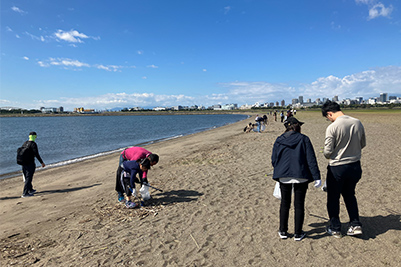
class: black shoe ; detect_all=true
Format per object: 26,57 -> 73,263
29,189 -> 37,194
294,231 -> 306,241
278,231 -> 288,239
21,193 -> 34,198
326,226 -> 342,238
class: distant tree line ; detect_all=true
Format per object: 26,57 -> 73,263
0,109 -> 42,114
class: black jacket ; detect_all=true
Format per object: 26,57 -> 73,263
271,131 -> 320,182
23,141 -> 44,165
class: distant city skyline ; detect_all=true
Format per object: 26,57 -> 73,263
2,91 -> 398,112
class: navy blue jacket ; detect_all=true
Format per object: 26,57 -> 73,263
122,160 -> 146,188
271,131 -> 320,182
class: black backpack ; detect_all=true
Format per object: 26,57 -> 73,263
16,142 -> 31,165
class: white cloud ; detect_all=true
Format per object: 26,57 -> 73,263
38,58 -> 90,68
218,66 -> 401,104
95,65 -> 123,72
23,56 -> 29,60
137,50 -> 144,55
37,58 -> 134,72
33,92 -> 196,110
6,26 -> 13,32
54,29 -> 99,43
203,69 -> 207,72
11,6 -> 27,15
25,32 -> 46,42
224,6 -> 231,14
51,58 -> 90,68
368,3 -> 393,20
147,65 -> 159,68
355,0 -> 373,4
301,66 -> 401,99
355,0 -> 393,20
7,66 -> 401,110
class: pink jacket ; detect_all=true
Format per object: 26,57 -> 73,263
121,147 -> 152,179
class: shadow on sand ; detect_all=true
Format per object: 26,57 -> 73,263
307,213 -> 401,240
148,189 -> 203,206
0,183 -> 102,201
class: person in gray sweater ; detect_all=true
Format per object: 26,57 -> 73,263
322,100 -> 366,238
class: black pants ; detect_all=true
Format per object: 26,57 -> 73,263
279,182 -> 308,235
326,161 -> 362,231
22,162 -> 36,195
115,166 -> 124,195
115,166 -> 141,197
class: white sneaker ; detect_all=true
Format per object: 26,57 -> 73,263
347,226 -> 363,236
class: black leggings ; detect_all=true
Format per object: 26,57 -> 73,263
279,182 -> 308,235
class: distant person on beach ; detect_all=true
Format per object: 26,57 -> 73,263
116,146 -> 159,202
273,111 -> 277,122
243,123 -> 254,133
322,100 -> 366,238
18,131 -> 46,198
255,115 -> 262,133
280,111 -> 284,122
263,115 -> 268,126
117,158 -> 151,208
271,117 -> 321,241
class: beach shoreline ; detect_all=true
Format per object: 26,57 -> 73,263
0,113 -> 249,179
1,111 -> 400,266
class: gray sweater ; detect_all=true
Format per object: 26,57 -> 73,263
324,115 -> 366,166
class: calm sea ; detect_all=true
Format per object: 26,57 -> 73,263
0,114 -> 248,179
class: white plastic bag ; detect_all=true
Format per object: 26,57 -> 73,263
273,182 -> 281,199
132,188 -> 137,197
140,184 -> 151,200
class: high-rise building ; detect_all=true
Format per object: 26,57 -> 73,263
281,100 -> 285,106
292,99 -> 298,105
333,96 -> 339,102
298,96 -> 304,104
379,93 -> 388,103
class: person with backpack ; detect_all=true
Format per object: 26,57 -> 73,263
17,131 -> 45,198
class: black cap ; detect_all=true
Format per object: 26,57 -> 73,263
29,131 -> 37,136
140,158 -> 151,169
284,117 -> 304,128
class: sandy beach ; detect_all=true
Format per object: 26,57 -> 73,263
1,110 -> 400,266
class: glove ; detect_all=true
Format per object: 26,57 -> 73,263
314,180 -> 322,188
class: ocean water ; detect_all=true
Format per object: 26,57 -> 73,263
0,114 -> 247,178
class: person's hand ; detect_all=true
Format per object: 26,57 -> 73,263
314,180 -> 322,188
41,163 -> 46,168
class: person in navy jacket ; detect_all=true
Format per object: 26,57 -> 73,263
271,117 -> 321,241
117,158 -> 151,208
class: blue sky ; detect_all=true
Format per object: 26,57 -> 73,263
1,0 -> 400,110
